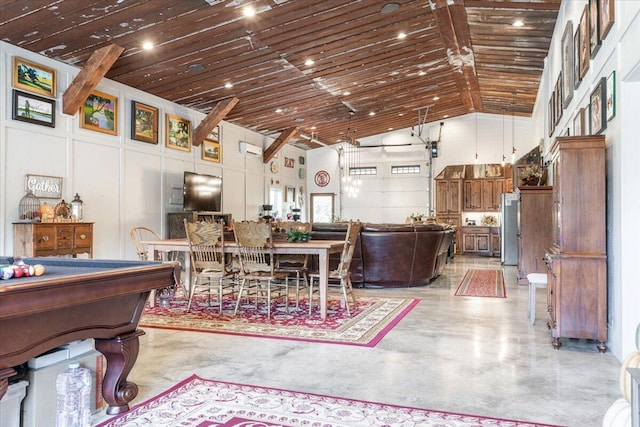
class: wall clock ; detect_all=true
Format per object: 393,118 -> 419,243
314,170 -> 330,187
270,161 -> 279,173
298,168 -> 306,179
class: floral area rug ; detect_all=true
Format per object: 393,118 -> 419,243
139,291 -> 419,347
454,269 -> 506,298
96,374 -> 566,427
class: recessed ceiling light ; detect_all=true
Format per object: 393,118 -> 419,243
224,82 -> 233,89
304,59 -> 314,66
142,41 -> 154,50
275,108 -> 283,113
294,117 -> 305,122
388,127 -> 394,131
398,113 -> 404,116
187,63 -> 205,72
418,70 -> 426,76
243,5 -> 256,17
433,96 -> 440,101
310,126 -> 317,130
513,20 -> 524,27
343,91 -> 351,96
397,32 -> 407,40
443,115 -> 449,118
381,3 -> 400,13
369,112 -> 376,116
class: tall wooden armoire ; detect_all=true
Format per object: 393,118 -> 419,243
517,186 -> 553,284
545,136 -> 607,351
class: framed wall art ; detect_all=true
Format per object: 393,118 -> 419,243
12,90 -> 55,128
131,101 -> 159,144
12,57 -> 56,97
573,25 -> 582,90
579,5 -> 590,79
80,90 -> 118,135
25,174 -> 63,199
599,0 -> 615,41
548,96 -> 555,137
166,114 -> 192,152
202,126 -> 221,162
589,0 -> 601,58
554,73 -> 563,126
590,77 -> 607,135
606,70 -> 616,121
573,108 -> 584,136
561,21 -> 574,108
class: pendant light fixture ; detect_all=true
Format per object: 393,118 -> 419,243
511,92 -> 516,164
341,112 -> 361,198
501,109 -> 506,167
474,113 -> 479,164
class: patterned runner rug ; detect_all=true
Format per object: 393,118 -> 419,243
454,269 -> 506,298
140,292 -> 419,347
96,374 -> 565,427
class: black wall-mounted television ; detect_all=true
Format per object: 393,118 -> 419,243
183,171 -> 222,212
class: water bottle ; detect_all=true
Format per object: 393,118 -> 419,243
56,362 -> 92,427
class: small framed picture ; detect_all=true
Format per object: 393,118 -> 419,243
131,101 -> 159,144
12,57 -> 56,97
12,90 -> 56,128
573,108 -> 584,136
590,77 -> 607,135
599,0 -> 615,41
561,21 -> 574,109
166,114 -> 192,152
573,25 -> 582,90
579,6 -> 590,79
606,70 -> 616,121
548,96 -> 555,137
80,90 -> 118,135
554,73 -> 563,126
589,0 -> 601,58
202,139 -> 221,163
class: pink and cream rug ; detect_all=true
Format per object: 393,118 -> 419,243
454,269 -> 506,298
140,293 -> 419,347
96,374 -> 565,427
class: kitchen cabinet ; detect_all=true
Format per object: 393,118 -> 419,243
463,179 -> 504,212
436,214 -> 462,254
13,222 -> 94,258
517,186 -> 553,284
545,136 -> 607,351
490,227 -> 501,257
461,226 -> 491,255
435,179 -> 462,215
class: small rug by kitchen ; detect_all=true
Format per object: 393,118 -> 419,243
96,374 -> 565,427
139,292 -> 419,347
454,269 -> 506,298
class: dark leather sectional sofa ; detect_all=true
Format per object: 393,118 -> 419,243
310,222 -> 455,288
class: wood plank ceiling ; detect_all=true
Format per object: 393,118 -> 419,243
0,0 -> 560,149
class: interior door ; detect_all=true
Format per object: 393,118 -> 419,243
310,193 -> 334,223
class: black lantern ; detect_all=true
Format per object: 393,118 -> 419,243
71,193 -> 84,221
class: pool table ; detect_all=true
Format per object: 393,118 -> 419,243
0,256 -> 179,415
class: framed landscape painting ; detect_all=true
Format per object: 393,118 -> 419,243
590,77 -> 606,135
12,89 -> 55,128
131,101 -> 159,144
80,90 -> 118,135
202,125 -> 221,162
166,114 -> 192,152
13,57 -> 56,97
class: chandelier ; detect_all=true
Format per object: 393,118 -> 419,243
341,113 -> 361,198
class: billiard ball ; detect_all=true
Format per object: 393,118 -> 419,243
33,264 -> 45,276
12,266 -> 24,278
1,266 -> 14,280
22,265 -> 34,277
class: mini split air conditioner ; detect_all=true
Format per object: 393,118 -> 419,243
239,141 -> 263,156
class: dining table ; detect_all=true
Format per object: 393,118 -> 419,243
141,238 -> 345,320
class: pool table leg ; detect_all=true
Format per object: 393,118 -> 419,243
95,330 -> 145,415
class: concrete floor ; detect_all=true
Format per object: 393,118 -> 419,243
94,255 -> 622,427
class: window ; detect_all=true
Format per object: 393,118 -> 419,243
350,166 -> 376,175
391,165 -> 421,174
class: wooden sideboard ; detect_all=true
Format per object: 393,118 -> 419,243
13,222 -> 94,258
545,136 -> 607,351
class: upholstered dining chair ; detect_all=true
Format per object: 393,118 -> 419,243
308,221 -> 362,317
232,220 -> 291,319
184,219 -> 237,313
275,221 -> 312,307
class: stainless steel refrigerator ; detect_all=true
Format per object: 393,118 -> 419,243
500,192 -> 519,265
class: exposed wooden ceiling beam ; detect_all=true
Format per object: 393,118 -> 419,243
192,97 -> 239,147
62,44 -> 124,115
432,0 -> 483,113
263,127 -> 299,163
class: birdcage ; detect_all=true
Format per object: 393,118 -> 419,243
19,190 -> 41,222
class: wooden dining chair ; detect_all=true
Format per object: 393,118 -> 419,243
275,221 -> 312,307
308,221 -> 362,316
184,219 -> 237,313
232,220 -> 290,319
130,226 -> 164,261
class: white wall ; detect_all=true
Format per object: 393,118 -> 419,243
307,112 -> 535,223
0,42 -> 307,260
529,0 -> 640,360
